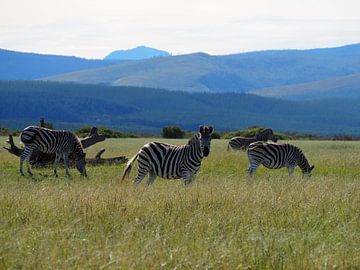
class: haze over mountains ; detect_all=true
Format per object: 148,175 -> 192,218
1,44 -> 360,100
40,43 -> 360,98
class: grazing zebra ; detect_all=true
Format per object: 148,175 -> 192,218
20,126 -> 87,177
246,141 -> 314,176
227,128 -> 277,151
121,125 -> 213,185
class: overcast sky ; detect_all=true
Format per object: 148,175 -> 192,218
1,0 -> 360,58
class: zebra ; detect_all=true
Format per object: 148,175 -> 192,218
227,128 -> 277,151
121,125 -> 213,185
19,126 -> 87,177
246,141 -> 314,176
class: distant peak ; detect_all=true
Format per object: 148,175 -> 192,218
104,46 -> 171,61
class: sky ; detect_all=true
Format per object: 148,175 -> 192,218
1,0 -> 360,59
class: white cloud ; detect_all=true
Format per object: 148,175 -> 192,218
1,0 -> 360,58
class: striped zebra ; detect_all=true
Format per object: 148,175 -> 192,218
246,141 -> 314,176
20,126 -> 87,177
122,125 -> 213,185
227,128 -> 277,151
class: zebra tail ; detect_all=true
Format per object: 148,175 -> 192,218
121,153 -> 138,181
227,142 -> 230,151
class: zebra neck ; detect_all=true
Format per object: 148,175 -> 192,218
186,133 -> 203,161
73,139 -> 84,158
297,151 -> 310,173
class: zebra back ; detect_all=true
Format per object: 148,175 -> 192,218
228,136 -> 258,150
21,126 -> 84,157
255,128 -> 277,142
248,142 -> 313,174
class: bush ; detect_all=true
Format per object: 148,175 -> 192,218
211,131 -> 221,139
75,126 -> 136,138
161,126 -> 185,138
0,127 -> 18,136
223,127 -> 321,140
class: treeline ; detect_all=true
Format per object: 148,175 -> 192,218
2,80 -> 360,134
2,124 -> 360,141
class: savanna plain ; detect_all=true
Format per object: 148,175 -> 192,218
0,137 -> 359,269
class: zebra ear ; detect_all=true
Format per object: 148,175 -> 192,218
310,165 -> 314,171
209,126 -> 213,133
199,125 -> 204,133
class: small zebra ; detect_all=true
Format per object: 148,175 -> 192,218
227,128 -> 277,151
247,141 -> 314,176
122,125 -> 213,185
20,126 -> 87,177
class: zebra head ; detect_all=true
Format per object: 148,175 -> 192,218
270,131 -> 278,143
199,125 -> 213,157
303,165 -> 315,177
75,153 -> 87,176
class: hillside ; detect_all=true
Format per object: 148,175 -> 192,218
251,73 -> 360,100
2,80 -> 360,134
0,49 -> 117,80
104,46 -> 170,60
43,44 -> 360,93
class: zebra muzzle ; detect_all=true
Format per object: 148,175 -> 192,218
203,147 -> 210,157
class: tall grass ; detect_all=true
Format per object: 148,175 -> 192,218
0,138 -> 359,269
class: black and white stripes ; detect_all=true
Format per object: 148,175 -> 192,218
20,126 -> 87,177
246,141 -> 314,176
122,126 -> 213,185
228,128 -> 277,151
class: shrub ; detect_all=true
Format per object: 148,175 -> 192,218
75,126 -> 136,138
211,131 -> 221,139
161,126 -> 185,138
0,127 -> 18,136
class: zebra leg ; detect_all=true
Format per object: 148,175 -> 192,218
63,152 -> 71,177
54,153 -> 61,177
188,173 -> 197,185
182,171 -> 193,186
247,162 -> 259,177
134,165 -> 148,185
19,154 -> 26,176
146,171 -> 157,186
288,165 -> 295,176
134,160 -> 151,185
20,147 -> 34,176
134,173 -> 146,185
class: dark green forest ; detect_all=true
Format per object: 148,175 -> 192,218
1,80 -> 360,134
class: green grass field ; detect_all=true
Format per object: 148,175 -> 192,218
0,137 -> 359,269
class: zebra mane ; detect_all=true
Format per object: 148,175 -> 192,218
187,133 -> 200,145
257,128 -> 272,135
74,134 -> 85,155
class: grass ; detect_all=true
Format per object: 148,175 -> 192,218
0,137 -> 359,269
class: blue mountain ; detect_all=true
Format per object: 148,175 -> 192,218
104,46 -> 170,61
0,49 -> 116,80
45,43 -> 360,97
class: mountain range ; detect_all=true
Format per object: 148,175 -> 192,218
41,44 -> 360,98
1,44 -> 360,100
0,49 -> 116,80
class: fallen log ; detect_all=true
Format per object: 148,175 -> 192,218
86,148 -> 128,166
